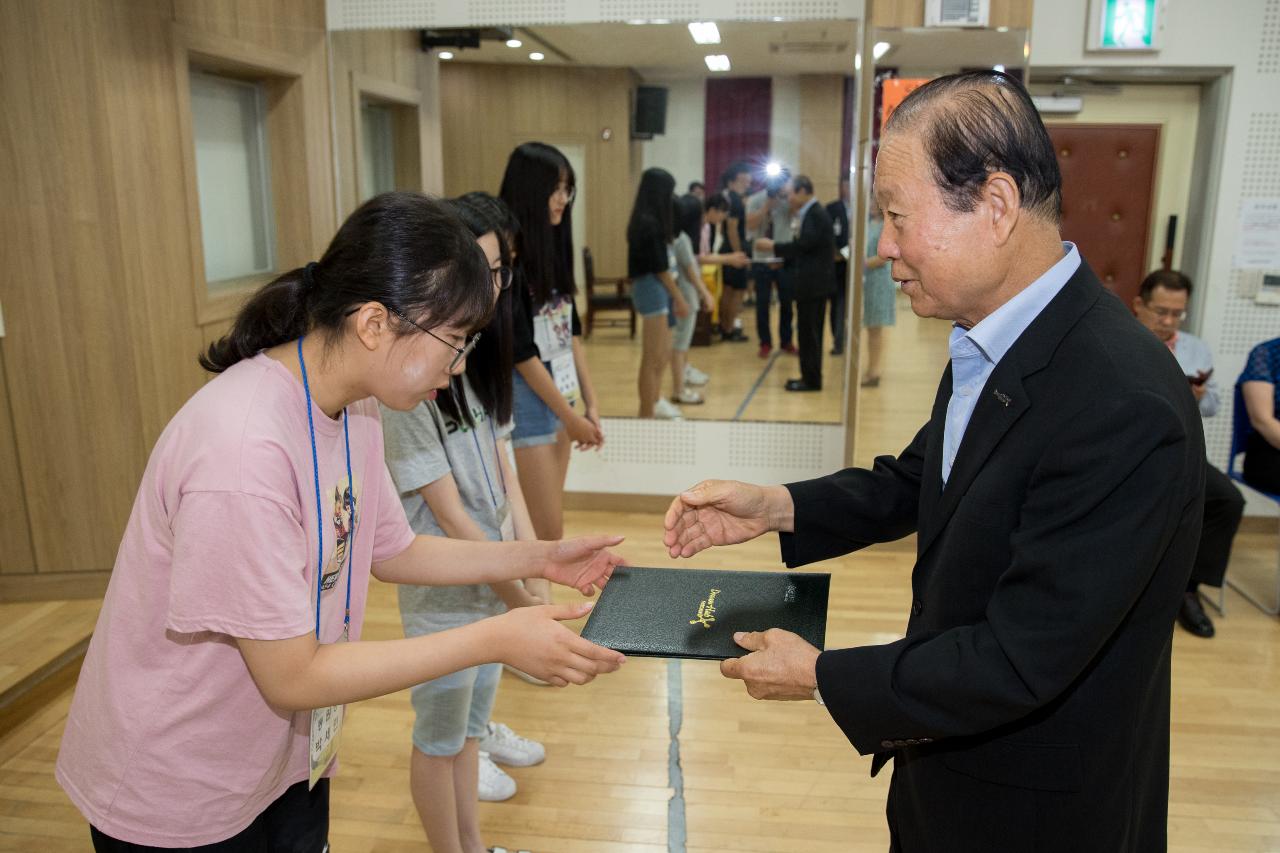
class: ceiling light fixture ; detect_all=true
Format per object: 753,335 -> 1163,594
873,41 -> 891,60
439,51 -> 454,60
688,21 -> 721,44
506,39 -> 522,48
704,54 -> 731,72
529,51 -> 545,61
993,64 -> 1006,72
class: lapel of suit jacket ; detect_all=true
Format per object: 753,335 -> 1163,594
916,360 -> 953,548
916,261 -> 1104,559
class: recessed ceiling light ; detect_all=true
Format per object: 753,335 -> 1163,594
529,52 -> 545,61
506,39 -> 522,48
704,54 -> 731,72
439,51 -> 454,60
688,21 -> 720,44
993,64 -> 1006,72
873,41 -> 891,60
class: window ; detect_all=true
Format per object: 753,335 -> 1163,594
189,71 -> 276,289
360,101 -> 397,202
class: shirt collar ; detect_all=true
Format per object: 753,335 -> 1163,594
952,242 -> 1081,365
794,198 -> 818,222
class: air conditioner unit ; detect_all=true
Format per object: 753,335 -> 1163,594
925,0 -> 990,28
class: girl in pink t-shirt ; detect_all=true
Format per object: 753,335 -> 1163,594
56,192 -> 626,851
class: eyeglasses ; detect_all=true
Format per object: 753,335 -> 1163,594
553,182 -> 576,204
492,265 -> 513,291
389,306 -> 480,372
1141,304 -> 1187,321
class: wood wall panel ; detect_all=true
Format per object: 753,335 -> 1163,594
798,75 -> 847,205
0,350 -> 36,575
330,29 -> 433,220
439,63 -> 638,280
0,0 -> 333,597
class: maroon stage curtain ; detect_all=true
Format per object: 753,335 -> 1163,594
703,77 -> 771,192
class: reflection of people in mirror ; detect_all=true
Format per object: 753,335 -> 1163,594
500,142 -> 604,546
664,71 -> 1206,853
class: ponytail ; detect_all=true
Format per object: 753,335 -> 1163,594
198,192 -> 492,374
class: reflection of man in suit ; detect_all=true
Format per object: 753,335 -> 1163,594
826,176 -> 852,355
754,175 -> 835,392
664,71 -> 1204,852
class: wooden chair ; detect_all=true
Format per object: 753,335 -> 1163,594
582,246 -> 634,339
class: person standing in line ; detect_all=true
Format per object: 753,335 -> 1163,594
826,175 -> 852,356
56,192 -> 626,852
716,162 -> 753,342
860,200 -> 897,388
500,143 -> 604,544
753,173 -> 798,359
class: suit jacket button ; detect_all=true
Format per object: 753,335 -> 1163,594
880,740 -> 895,749
910,599 -> 922,616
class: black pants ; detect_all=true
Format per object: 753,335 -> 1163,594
796,297 -> 826,388
1242,431 -> 1280,494
90,779 -> 328,853
829,261 -> 848,351
1190,464 -> 1245,588
753,265 -> 794,347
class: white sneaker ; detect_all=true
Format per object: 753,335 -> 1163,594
673,388 -> 704,405
479,721 -> 546,767
477,751 -> 517,801
654,398 -> 684,419
684,364 -> 710,386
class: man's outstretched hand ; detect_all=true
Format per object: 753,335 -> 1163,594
662,480 -> 794,559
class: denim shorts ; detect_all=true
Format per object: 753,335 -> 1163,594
632,273 -> 677,328
511,367 -> 562,448
408,658 -> 502,756
672,278 -> 699,351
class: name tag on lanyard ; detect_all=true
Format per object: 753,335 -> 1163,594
533,296 -> 580,406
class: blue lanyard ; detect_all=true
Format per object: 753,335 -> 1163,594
298,337 -> 355,639
468,419 -> 507,510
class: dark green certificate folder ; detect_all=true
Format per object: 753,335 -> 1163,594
579,566 -> 830,660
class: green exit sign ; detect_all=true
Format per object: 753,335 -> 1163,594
1088,0 -> 1162,51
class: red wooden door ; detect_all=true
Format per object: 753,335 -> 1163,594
1046,124 -> 1159,305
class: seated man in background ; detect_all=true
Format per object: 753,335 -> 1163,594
1133,269 -> 1245,637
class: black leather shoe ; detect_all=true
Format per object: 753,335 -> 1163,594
785,379 -> 821,392
1177,591 -> 1215,638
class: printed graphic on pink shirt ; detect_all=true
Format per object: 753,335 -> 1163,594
321,477 -> 360,592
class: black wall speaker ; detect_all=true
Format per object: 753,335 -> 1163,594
633,86 -> 668,138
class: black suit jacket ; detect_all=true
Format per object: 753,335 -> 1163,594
774,202 -> 836,302
781,261 -> 1204,853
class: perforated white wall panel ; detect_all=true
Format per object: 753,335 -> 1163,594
327,0 -> 861,29
1260,0 -> 1280,74
566,418 -> 847,494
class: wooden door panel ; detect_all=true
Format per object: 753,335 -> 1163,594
1047,124 -> 1159,305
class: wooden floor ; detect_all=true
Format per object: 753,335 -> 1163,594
3,296 -> 1279,851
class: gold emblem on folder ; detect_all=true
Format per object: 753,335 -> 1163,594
690,588 -> 722,628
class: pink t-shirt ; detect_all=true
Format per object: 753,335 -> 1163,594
56,353 -> 415,846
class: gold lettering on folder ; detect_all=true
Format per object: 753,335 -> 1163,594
690,588 -> 722,628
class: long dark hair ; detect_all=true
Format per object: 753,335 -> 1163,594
676,193 -> 704,250
499,142 -> 576,306
200,192 -> 491,373
627,168 -> 676,245
436,192 -> 517,428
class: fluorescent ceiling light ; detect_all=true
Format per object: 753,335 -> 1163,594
439,51 -> 454,60
873,41 -> 891,60
506,39 -> 522,48
688,21 -> 721,44
529,52 -> 545,61
993,64 -> 1005,72
704,54 -> 731,72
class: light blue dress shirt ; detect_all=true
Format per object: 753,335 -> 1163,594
941,243 -> 1081,485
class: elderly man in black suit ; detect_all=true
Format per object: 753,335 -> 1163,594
754,175 -> 836,391
663,70 -> 1203,853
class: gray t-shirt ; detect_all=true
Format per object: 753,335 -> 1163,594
380,374 -> 514,625
673,232 -> 699,292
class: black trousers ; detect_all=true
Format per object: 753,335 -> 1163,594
753,265 -> 794,347
829,261 -> 848,350
1191,464 -> 1245,588
796,297 -> 826,388
1242,431 -> 1280,494
90,779 -> 329,853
